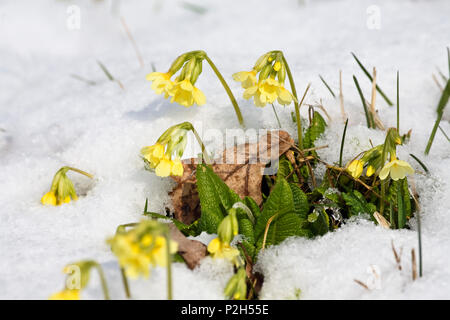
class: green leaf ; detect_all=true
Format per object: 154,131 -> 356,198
196,163 -> 240,234
308,209 -> 329,236
143,211 -> 199,236
255,178 -> 310,249
244,196 -> 261,220
277,156 -> 299,183
342,190 -> 376,217
290,183 -> 309,219
303,111 -> 327,149
388,178 -> 411,228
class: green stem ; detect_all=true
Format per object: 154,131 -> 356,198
282,55 -> 302,148
353,76 -> 373,128
417,209 -> 423,277
351,52 -> 393,106
425,112 -> 443,155
204,55 -> 244,127
339,118 -> 349,167
120,268 -> 131,299
165,232 -> 173,300
95,264 -> 110,300
319,74 -> 336,98
191,126 -> 211,164
271,104 -> 282,128
65,166 -> 94,179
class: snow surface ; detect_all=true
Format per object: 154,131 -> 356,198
0,0 -> 449,299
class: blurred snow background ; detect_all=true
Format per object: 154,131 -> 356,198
0,0 -> 449,299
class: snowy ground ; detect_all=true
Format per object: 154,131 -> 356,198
0,0 -> 449,299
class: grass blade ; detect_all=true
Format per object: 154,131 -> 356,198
181,2 -> 207,14
351,52 -> 393,106
397,180 -> 406,229
97,60 -> 125,90
438,125 -> 450,142
425,79 -> 450,154
339,118 -> 349,167
319,74 -> 336,98
353,75 -> 373,128
409,153 -> 429,173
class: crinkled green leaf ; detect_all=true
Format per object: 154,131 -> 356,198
277,156 -> 299,183
342,190 -> 376,217
290,183 -> 309,219
255,178 -> 310,249
303,111 -> 327,149
196,163 -> 240,234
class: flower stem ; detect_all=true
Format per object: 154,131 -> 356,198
65,166 -> 94,179
271,104 -> 282,128
120,268 -> 131,299
191,126 -> 211,164
95,264 -> 110,300
165,232 -> 173,300
204,55 -> 245,127
282,55 -> 302,148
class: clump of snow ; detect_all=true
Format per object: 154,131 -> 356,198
0,0 -> 449,299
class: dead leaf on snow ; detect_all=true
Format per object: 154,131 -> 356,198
169,130 -> 294,224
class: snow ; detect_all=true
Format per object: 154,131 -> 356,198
0,0 -> 449,299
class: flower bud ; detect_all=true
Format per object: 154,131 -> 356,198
253,53 -> 271,71
168,53 -> 190,75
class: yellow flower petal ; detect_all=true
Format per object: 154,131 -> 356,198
49,289 -> 80,300
171,159 -> 184,176
193,87 -> 206,106
347,160 -> 364,179
41,191 -> 57,206
155,158 -> 172,177
207,238 -> 221,254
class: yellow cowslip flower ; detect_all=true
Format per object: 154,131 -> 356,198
347,160 -> 364,179
146,72 -> 174,98
41,167 -> 90,206
366,165 -> 376,177
379,159 -> 414,181
108,223 -> 178,279
169,79 -> 206,107
141,143 -> 165,168
49,289 -> 80,300
207,238 -> 240,262
232,70 -> 257,89
41,191 -> 57,206
148,235 -> 178,267
276,85 -> 295,106
171,158 -> 184,176
244,78 -> 294,107
153,156 -> 183,177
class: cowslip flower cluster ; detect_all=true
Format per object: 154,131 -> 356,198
50,260 -> 107,300
233,51 -> 295,107
207,208 -> 241,266
224,267 -> 247,300
146,51 -> 206,107
346,128 -> 414,181
108,220 -> 178,279
41,166 -> 92,206
141,122 -> 193,177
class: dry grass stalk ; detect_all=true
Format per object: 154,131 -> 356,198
391,240 -> 402,271
121,17 -> 145,68
412,248 -> 418,280
354,279 -> 370,290
374,211 -> 391,229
